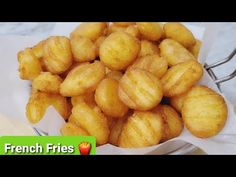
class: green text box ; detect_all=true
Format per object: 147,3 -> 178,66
0,136 -> 96,155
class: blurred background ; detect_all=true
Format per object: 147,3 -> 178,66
0,22 -> 235,105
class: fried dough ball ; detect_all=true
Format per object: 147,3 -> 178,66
70,22 -> 108,41
188,39 -> 202,59
95,78 -> 129,118
99,31 -> 140,70
71,102 -> 110,145
170,92 -> 188,113
71,92 -> 96,108
60,61 -> 105,97
118,111 -> 163,148
94,36 -> 106,57
128,54 -> 168,79
153,105 -> 183,142
161,60 -> 203,97
125,25 -> 140,38
164,22 -> 196,48
182,86 -> 227,138
109,118 -> 127,146
43,36 -> 73,74
31,40 -> 45,59
137,22 -> 163,41
106,70 -> 123,81
17,48 -> 42,80
138,40 -> 159,57
118,68 -> 163,111
70,36 -> 96,62
61,122 -> 89,136
159,39 -> 196,66
107,24 -> 126,35
26,92 -> 70,123
113,22 -> 136,27
32,72 -> 63,94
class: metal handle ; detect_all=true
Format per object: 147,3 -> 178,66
205,48 -> 236,91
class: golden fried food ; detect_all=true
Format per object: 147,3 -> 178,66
60,61 -> 105,97
113,22 -> 135,27
182,86 -> 227,138
125,25 -> 140,38
94,36 -> 106,57
43,36 -> 73,74
70,22 -> 108,41
137,22 -> 163,41
26,91 -> 49,123
109,118 -> 126,146
170,92 -> 188,113
26,91 -> 70,123
32,72 -> 62,94
164,22 -> 196,48
107,24 -> 126,35
118,111 -> 163,148
70,36 -> 96,62
71,102 -> 110,145
153,105 -> 183,142
138,40 -> 159,57
188,39 -> 202,59
61,122 -> 89,136
161,60 -> 203,97
118,68 -> 163,111
31,40 -> 45,59
71,92 -> 96,108
95,78 -> 129,118
159,39 -> 196,66
106,70 -> 123,81
99,31 -> 140,70
48,94 -> 71,120
17,48 -> 42,80
128,54 -> 168,79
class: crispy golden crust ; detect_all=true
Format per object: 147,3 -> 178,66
128,54 -> 168,79
160,39 -> 196,66
61,122 -> 89,136
99,32 -> 140,70
95,78 -> 129,118
152,105 -> 183,142
43,36 -> 73,74
118,111 -> 163,148
113,22 -> 136,27
106,70 -> 123,81
70,22 -> 108,41
60,61 -> 106,97
170,92 -> 188,113
71,103 -> 110,145
125,25 -> 140,38
188,39 -> 202,59
182,86 -> 227,138
31,40 -> 45,59
164,23 -> 196,48
94,36 -> 106,57
32,72 -> 62,94
26,92 -> 71,123
119,68 -> 163,111
70,36 -> 96,62
71,92 -> 96,108
161,60 -> 203,97
138,40 -> 159,57
17,48 -> 42,80
137,22 -> 163,41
